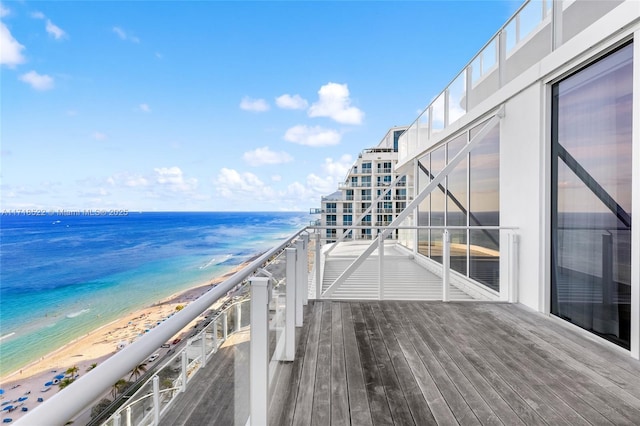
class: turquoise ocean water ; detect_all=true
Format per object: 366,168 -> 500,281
0,211 -> 307,376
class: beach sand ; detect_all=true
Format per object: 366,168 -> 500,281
0,259 -> 256,424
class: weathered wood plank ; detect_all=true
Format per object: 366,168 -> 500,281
370,302 -> 438,425
292,301 -> 323,426
340,302 -> 373,426
360,302 -> 416,425
330,302 -> 350,426
350,302 -> 394,426
447,303 -> 608,425
312,302 -> 332,426
397,302 -> 504,426
476,303 -> 640,424
424,303 -> 575,426
379,302 -> 458,426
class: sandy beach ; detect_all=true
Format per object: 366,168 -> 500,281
0,259 -> 255,424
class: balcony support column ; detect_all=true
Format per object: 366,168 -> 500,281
315,233 -> 322,299
508,233 -> 520,303
250,276 -> 271,425
295,240 -> 304,327
302,234 -> 309,305
153,375 -> 160,426
443,230 -> 450,302
378,236 -> 384,300
181,351 -> 188,393
285,247 -> 297,360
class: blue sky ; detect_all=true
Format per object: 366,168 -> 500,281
1,0 -> 522,212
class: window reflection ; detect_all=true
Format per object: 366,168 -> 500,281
551,43 -> 632,350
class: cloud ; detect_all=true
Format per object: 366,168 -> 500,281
1,4 -> 10,17
214,168 -> 275,199
154,166 -> 197,192
0,22 -> 26,67
19,71 -> 54,90
46,19 -> 66,40
107,172 -> 149,188
92,132 -> 108,141
284,125 -> 341,147
112,26 -> 139,43
30,11 -> 45,19
243,146 -> 293,166
308,82 -> 364,124
240,96 -> 270,112
276,94 -> 308,110
139,103 -> 151,113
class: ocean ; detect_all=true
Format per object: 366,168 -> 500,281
0,211 -> 308,377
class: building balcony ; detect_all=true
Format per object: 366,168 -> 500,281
325,208 -> 337,213
326,221 -> 337,226
309,208 -> 322,214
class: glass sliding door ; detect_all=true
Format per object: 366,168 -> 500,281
551,43 -> 633,349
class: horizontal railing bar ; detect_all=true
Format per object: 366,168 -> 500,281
311,225 -> 517,230
18,226 -> 309,426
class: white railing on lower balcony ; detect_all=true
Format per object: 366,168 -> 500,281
17,228 -> 313,426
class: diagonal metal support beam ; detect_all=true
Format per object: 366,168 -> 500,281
324,173 -> 406,257
322,110 -> 502,298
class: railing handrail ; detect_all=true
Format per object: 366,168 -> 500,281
17,226 -> 309,426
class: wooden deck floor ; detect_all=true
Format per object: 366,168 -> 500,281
269,300 -> 640,425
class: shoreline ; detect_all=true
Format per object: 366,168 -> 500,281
0,256 -> 259,423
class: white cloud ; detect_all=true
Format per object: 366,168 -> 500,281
321,154 -> 353,180
46,19 -> 66,40
30,11 -> 45,19
243,146 -> 293,166
214,168 -> 275,199
271,175 -> 282,182
19,71 -> 54,90
240,96 -> 270,112
284,125 -> 341,147
308,82 -> 364,124
106,172 -> 149,188
275,94 -> 308,110
1,4 -> 10,17
154,166 -> 197,192
0,22 -> 26,67
92,132 -> 108,141
112,26 -> 139,43
139,103 -> 151,113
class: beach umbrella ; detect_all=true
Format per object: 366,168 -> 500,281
54,374 -> 64,380
44,382 -> 52,387
2,405 -> 13,411
0,389 -> 4,395
16,397 -> 27,402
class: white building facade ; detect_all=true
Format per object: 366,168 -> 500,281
391,0 -> 639,358
315,126 -> 410,243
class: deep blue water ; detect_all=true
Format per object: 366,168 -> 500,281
0,211 -> 307,376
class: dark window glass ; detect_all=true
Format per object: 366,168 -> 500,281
551,43 -> 632,349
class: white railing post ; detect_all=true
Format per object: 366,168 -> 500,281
222,312 -> 228,341
302,234 -> 309,305
201,332 -> 207,366
235,303 -> 242,332
508,233 -> 520,303
153,375 -> 160,426
212,320 -> 218,352
315,233 -> 321,299
181,351 -> 188,392
126,405 -> 132,426
249,276 -> 270,426
285,247 -> 297,360
443,230 -> 450,302
295,239 -> 305,325
378,236 -> 384,300
113,412 -> 121,426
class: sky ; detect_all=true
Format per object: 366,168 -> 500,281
1,0 -> 522,212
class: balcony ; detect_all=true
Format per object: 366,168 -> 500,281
21,228 -> 640,426
309,208 -> 322,214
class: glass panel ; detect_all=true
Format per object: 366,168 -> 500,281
417,109 -> 429,147
431,93 -> 445,133
519,0 -> 543,41
448,71 -> 467,124
505,19 -> 517,53
551,43 -> 633,350
417,153 -> 430,257
481,39 -> 497,73
469,121 -> 500,289
447,135 -> 468,275
430,146 -> 446,263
